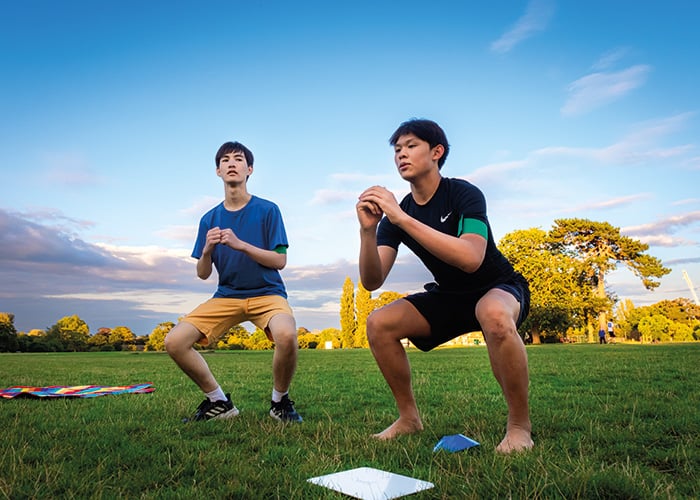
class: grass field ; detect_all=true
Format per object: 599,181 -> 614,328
1,343 -> 698,499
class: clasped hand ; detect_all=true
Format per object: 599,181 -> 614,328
356,186 -> 403,228
205,227 -> 244,251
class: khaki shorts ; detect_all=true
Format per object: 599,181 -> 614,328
182,295 -> 293,346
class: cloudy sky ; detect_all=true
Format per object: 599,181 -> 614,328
2,1 -> 699,335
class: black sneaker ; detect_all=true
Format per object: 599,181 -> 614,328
269,394 -> 303,423
185,394 -> 239,422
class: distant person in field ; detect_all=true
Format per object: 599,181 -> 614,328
165,141 -> 302,423
607,319 -> 615,341
599,328 -> 607,344
356,119 -> 533,453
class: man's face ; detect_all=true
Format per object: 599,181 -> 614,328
217,150 -> 252,182
393,133 -> 442,180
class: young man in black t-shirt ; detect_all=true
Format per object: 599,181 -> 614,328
356,119 -> 533,453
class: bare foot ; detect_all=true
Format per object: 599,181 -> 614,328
372,417 -> 423,440
496,427 -> 534,454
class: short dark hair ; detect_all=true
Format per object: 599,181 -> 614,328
389,119 -> 450,168
215,141 -> 254,167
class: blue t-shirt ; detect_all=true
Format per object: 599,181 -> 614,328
192,196 -> 288,299
377,177 -> 516,293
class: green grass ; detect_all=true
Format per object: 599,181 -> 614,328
1,344 -> 698,499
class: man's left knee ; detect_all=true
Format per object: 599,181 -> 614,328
267,324 -> 297,347
275,328 -> 297,341
479,307 -> 518,342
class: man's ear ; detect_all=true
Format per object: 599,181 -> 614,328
432,144 -> 445,162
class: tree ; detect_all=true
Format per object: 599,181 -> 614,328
297,327 -> 319,349
354,282 -> 373,348
618,298 -> 700,343
88,327 -> 112,350
47,315 -> 90,351
0,313 -> 19,352
219,325 -> 250,350
548,218 -> 670,334
373,291 -> 405,309
644,298 -> 700,325
669,322 -> 694,342
317,328 -> 341,349
339,277 -> 356,348
146,322 -> 174,351
614,298 -> 637,340
110,326 -> 136,350
248,327 -> 274,350
638,314 -> 671,343
499,228 -> 591,343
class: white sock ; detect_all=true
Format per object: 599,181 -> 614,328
206,386 -> 227,402
272,389 -> 287,403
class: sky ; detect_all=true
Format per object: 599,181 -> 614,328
1,0 -> 699,335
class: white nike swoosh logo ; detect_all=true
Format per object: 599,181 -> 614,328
440,212 -> 452,223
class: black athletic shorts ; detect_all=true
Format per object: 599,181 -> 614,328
404,272 -> 530,352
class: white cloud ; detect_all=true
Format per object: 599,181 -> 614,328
673,198 -> 700,206
591,47 -> 630,71
634,234 -> 695,247
561,65 -> 651,116
464,160 -> 529,186
535,113 -> 694,164
45,289 -> 207,315
664,256 -> 700,266
490,0 -> 555,54
155,224 -> 198,243
622,211 -> 700,236
683,156 -> 700,170
308,189 -> 358,206
329,173 -> 393,184
568,194 -> 653,212
621,211 -> 700,247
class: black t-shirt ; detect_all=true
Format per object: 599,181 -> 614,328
377,177 -> 516,293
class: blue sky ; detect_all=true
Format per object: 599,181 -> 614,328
2,0 -> 699,335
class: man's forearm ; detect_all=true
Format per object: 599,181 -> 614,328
359,229 -> 384,291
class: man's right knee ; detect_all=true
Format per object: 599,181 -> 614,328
366,312 -> 379,345
366,309 -> 396,346
164,322 -> 201,355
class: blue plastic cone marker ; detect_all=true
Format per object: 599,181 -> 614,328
433,434 -> 480,452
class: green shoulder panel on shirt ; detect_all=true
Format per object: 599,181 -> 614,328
274,245 -> 288,254
458,217 -> 488,240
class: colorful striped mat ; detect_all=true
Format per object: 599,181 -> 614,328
0,383 -> 155,399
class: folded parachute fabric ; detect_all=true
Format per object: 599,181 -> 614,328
0,383 -> 155,399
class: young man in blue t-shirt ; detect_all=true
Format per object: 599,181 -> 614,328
165,141 -> 302,423
356,119 -> 532,453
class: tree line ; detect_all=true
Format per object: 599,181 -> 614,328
498,218 -> 698,343
2,218 -> 699,353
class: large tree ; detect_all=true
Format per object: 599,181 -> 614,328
354,282 -> 373,348
499,228 -> 591,343
548,218 -> 670,333
47,315 -> 90,351
339,276 -> 356,348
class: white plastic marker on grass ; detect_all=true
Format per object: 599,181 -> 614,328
308,467 -> 434,499
433,434 -> 480,453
